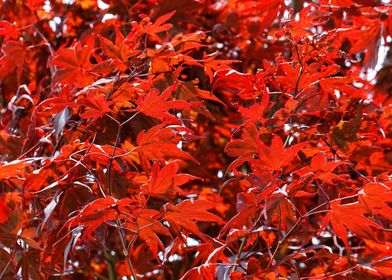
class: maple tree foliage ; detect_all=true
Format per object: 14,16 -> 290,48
0,0 -> 392,279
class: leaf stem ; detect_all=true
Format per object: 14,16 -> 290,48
320,135 -> 370,182
107,112 -> 140,196
116,219 -> 137,280
233,236 -> 247,270
108,124 -> 122,196
268,216 -> 304,267
293,42 -> 303,99
104,251 -> 117,280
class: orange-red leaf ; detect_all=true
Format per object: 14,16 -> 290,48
66,196 -> 136,238
0,40 -> 26,82
141,162 -> 199,197
328,201 -> 383,248
50,37 -> 95,88
164,200 -> 224,239
360,183 -> 392,221
136,85 -> 189,122
136,124 -> 196,163
0,199 -> 11,223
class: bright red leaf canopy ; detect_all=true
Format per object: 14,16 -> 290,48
0,0 -> 391,279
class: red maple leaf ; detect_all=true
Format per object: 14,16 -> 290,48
50,37 -> 95,88
136,84 -> 190,122
0,199 -> 11,223
0,40 -> 26,82
164,200 -> 224,239
136,124 -> 197,164
141,161 -> 199,198
327,201 -> 383,248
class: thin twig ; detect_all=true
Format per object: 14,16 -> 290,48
116,219 -> 137,280
108,125 -> 122,196
104,250 -> 117,280
268,200 -> 331,267
107,112 -> 140,195
268,216 -> 304,267
0,257 -> 12,279
320,135 -> 371,182
293,43 -> 304,99
233,236 -> 247,271
33,25 -> 56,77
300,264 -> 358,279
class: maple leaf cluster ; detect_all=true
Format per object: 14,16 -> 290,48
0,0 -> 391,279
